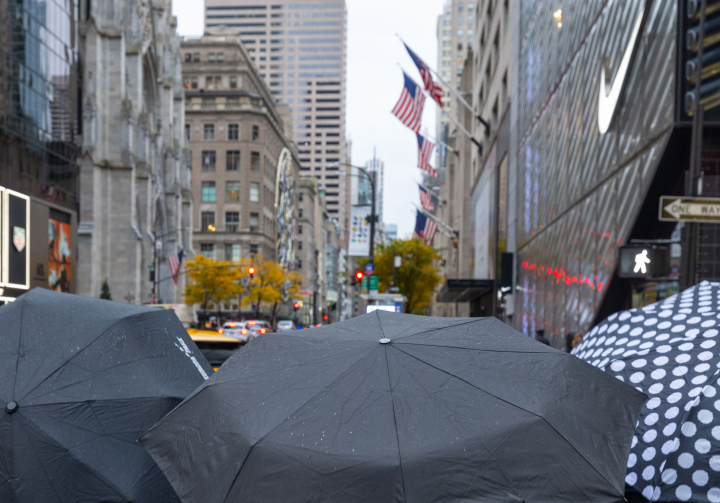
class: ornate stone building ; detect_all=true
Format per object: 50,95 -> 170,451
78,0 -> 190,304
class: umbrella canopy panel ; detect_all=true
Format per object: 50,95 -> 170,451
143,312 -> 645,503
0,289 -> 213,502
573,281 -> 720,502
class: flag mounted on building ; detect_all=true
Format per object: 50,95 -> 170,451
392,72 -> 426,134
417,134 -> 438,177
404,43 -> 444,107
413,210 -> 437,246
418,184 -> 436,211
168,249 -> 184,285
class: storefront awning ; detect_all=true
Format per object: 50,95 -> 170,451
436,279 -> 497,303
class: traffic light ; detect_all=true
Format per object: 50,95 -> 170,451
294,302 -> 299,311
683,1 -> 720,120
248,266 -> 255,279
323,315 -> 329,321
355,271 -> 364,282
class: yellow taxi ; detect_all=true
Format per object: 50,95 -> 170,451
187,328 -> 244,371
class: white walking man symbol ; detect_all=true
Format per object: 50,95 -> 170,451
634,249 -> 651,274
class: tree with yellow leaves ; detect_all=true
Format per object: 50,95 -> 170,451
242,255 -> 302,325
183,254 -> 243,317
355,239 -> 443,314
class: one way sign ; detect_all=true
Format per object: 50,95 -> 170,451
659,196 -> 720,223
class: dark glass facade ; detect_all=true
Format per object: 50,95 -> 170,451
0,0 -> 80,211
513,0 -> 677,346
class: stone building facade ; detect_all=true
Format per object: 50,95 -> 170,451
78,0 -> 191,304
181,36 -> 300,265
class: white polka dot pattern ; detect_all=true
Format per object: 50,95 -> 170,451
573,281 -> 720,501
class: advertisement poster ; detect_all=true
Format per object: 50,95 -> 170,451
348,205 -> 371,257
470,164 -> 496,280
49,214 -> 71,292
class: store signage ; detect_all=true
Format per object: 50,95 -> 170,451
13,226 -> 26,252
659,196 -> 720,223
0,187 -> 30,290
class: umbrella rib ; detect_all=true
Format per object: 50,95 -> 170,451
389,345 -> 619,494
11,300 -> 26,401
390,318 -> 493,342
219,346 -> 383,503
393,342 -> 554,354
15,311 -> 153,404
383,347 -> 408,501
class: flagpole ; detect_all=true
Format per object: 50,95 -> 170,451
413,203 -> 458,237
418,182 -> 441,200
441,109 -> 483,152
397,35 -> 490,131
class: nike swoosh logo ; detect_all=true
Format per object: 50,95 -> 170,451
598,4 -> 646,134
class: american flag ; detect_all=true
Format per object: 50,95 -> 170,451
404,43 -> 444,107
392,73 -> 426,134
418,185 -> 436,211
417,134 -> 438,177
168,249 -> 184,285
413,210 -> 438,246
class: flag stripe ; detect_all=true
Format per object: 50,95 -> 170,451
392,73 -> 425,133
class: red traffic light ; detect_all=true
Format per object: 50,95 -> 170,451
248,266 -> 256,277
323,315 -> 328,321
293,302 -> 300,310
355,271 -> 364,281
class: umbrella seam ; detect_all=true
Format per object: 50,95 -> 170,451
392,342 -> 555,354
16,410 -> 130,501
389,344 -> 622,497
383,347 -> 408,502
15,311 -> 156,404
217,345 -> 383,503
390,318 -> 493,342
11,300 -> 26,402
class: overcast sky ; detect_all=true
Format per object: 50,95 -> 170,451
172,0 -> 443,238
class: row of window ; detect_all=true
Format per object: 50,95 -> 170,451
197,151 -> 262,172
200,242 -> 259,261
201,181 -> 261,203
188,124 -> 260,142
183,75 -> 240,90
200,211 -> 260,232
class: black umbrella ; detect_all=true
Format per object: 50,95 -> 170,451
573,281 -> 720,502
0,289 -> 213,502
141,312 -> 645,503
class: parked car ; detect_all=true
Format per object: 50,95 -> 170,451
220,322 -> 249,342
277,320 -> 296,331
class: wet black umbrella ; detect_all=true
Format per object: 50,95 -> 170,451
141,312 -> 645,503
573,281 -> 720,502
0,289 -> 212,502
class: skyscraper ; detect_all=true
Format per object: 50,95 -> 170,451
204,0 -> 348,234
436,0 -> 475,179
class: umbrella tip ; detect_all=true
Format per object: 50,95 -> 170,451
379,338 -> 391,344
5,401 -> 18,414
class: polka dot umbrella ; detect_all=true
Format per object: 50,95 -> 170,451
573,281 -> 720,502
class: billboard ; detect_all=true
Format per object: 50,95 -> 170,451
348,205 -> 371,257
2,187 -> 30,290
470,162 -> 496,280
49,209 -> 72,292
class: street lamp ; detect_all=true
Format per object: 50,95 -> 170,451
327,161 -> 378,265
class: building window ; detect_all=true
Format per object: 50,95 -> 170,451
230,76 -> 237,89
299,192 -> 304,202
203,124 -> 215,140
185,124 -> 190,141
217,52 -> 224,62
201,181 -> 216,202
298,241 -> 303,250
250,212 -> 259,231
250,243 -> 259,255
185,53 -> 192,62
225,243 -> 240,261
190,76 -> 198,89
226,211 -> 239,232
249,182 -> 260,202
226,181 -> 240,202
297,259 -> 302,269
215,76 -> 222,88
250,152 -> 260,171
252,125 -> 259,140
458,30 -> 464,38
201,211 -> 215,231
200,243 -> 216,259
228,123 -> 239,140
226,150 -> 240,171
298,224 -> 303,235
202,150 -> 216,171
193,53 -> 200,62
208,52 -> 216,62
299,208 -> 303,218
